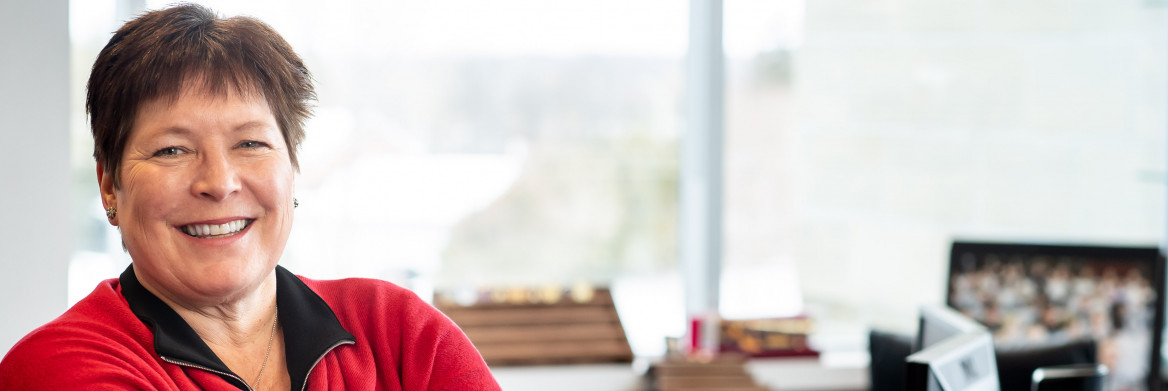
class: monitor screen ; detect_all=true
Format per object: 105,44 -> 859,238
908,307 -> 1000,391
947,242 -> 1165,391
919,304 -> 988,351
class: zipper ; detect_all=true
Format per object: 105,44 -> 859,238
301,339 -> 355,391
161,355 -> 253,391
161,339 -> 355,391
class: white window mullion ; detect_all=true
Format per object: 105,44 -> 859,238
681,0 -> 725,353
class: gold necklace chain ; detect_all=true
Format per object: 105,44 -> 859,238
252,304 -> 278,390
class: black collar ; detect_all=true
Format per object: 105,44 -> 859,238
120,265 -> 355,390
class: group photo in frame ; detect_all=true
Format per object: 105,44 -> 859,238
947,242 -> 1165,391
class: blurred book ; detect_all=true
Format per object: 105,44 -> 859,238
719,317 -> 818,358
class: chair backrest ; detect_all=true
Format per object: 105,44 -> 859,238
1031,364 -> 1107,391
869,329 -> 914,391
995,339 -> 1096,391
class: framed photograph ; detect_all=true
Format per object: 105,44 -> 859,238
947,241 -> 1165,391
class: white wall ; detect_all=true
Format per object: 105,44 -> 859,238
0,0 -> 71,353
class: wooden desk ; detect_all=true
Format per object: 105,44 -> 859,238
490,354 -> 869,391
492,363 -> 643,391
747,354 -> 868,391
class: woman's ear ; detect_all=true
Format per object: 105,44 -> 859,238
96,162 -> 117,226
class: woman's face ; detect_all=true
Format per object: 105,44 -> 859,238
100,86 -> 294,306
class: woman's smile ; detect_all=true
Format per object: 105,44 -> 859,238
178,218 -> 255,239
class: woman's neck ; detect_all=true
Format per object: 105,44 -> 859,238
135,268 -> 288,388
139,270 -> 279,345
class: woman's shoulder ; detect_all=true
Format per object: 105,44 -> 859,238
4,278 -> 153,355
294,274 -> 450,331
297,274 -> 426,305
0,279 -> 159,388
290,274 -> 500,390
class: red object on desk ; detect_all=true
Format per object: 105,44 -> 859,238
690,317 -> 702,352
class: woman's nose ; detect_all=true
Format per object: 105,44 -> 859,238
191,151 -> 241,201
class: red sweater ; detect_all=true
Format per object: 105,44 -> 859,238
0,266 -> 500,390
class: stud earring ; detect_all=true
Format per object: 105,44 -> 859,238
293,198 -> 299,208
105,206 -> 117,219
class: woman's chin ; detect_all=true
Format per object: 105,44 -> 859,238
201,266 -> 269,290
161,262 -> 274,304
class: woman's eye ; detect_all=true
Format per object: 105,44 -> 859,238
153,146 -> 184,157
239,140 -> 270,149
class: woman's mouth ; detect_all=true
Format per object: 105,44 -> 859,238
180,219 -> 253,239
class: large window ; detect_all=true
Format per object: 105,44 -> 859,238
723,0 -> 1166,335
69,0 -> 1165,361
68,0 -> 686,302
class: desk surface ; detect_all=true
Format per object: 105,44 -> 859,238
490,354 -> 869,391
492,363 -> 641,391
748,354 -> 868,391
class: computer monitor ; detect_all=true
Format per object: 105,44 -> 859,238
947,241 -> 1165,391
918,304 -> 988,350
907,305 -> 1001,391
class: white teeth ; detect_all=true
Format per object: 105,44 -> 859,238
181,219 -> 249,238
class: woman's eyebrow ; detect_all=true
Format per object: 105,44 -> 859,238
150,121 -> 271,135
154,126 -> 193,136
233,120 -> 274,132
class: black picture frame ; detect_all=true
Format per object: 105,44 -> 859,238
947,241 -> 1165,391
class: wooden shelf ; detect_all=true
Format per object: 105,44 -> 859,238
437,288 -> 633,366
648,355 -> 770,391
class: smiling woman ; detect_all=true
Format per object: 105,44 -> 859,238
0,4 -> 499,391
106,87 -> 295,311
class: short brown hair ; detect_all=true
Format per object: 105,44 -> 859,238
88,4 -> 314,186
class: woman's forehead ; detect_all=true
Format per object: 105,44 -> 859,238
138,75 -> 270,116
133,88 -> 276,136
169,73 -> 267,104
